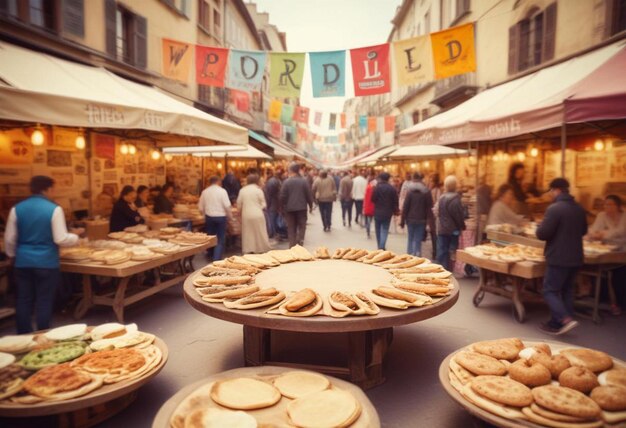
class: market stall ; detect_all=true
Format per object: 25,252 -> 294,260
183,246 -> 459,389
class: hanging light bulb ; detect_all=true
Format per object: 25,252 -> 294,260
530,147 -> 539,157
594,140 -> 605,151
120,143 -> 129,155
75,135 -> 86,150
151,150 -> 161,160
217,162 -> 223,169
410,163 -> 416,169
128,144 -> 137,155
31,126 -> 45,146
517,152 -> 526,162
424,161 -> 430,168
164,154 -> 173,162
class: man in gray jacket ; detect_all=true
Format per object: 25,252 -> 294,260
280,163 -> 313,247
312,170 -> 337,232
339,171 -> 354,227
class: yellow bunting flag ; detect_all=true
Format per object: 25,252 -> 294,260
268,100 -> 283,122
393,35 -> 434,85
270,52 -> 306,98
162,39 -> 193,83
430,23 -> 476,79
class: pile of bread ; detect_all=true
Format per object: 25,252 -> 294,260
447,338 -> 626,427
192,245 -> 455,318
584,241 -> 619,256
170,370 -> 364,428
464,243 -> 545,263
0,323 -> 161,405
60,228 -> 214,265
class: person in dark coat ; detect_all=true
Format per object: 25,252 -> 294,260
222,172 -> 241,203
264,169 -> 284,239
371,172 -> 399,250
280,163 -> 313,247
436,175 -> 466,271
109,186 -> 144,232
508,162 -> 528,214
153,183 -> 174,215
400,173 -> 433,256
536,178 -> 587,335
135,185 -> 149,208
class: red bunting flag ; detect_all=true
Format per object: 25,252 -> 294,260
384,116 -> 395,132
270,122 -> 282,138
195,45 -> 229,87
340,113 -> 347,128
297,127 -> 308,142
230,90 -> 250,112
314,111 -> 322,126
294,106 -> 310,123
350,43 -> 391,96
368,117 -> 378,132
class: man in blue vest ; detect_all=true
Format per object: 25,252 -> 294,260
4,176 -> 82,333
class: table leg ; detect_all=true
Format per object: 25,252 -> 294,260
511,277 -> 526,323
112,277 -> 130,323
473,268 -> 487,307
243,325 -> 270,366
74,275 -> 93,320
347,328 -> 391,389
592,268 -> 603,324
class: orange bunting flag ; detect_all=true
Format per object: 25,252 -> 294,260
384,116 -> 396,133
162,39 -> 193,83
268,100 -> 282,122
340,113 -> 347,128
368,117 -> 378,132
430,23 -> 476,79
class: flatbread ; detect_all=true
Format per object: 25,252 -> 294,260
223,289 -> 286,310
242,254 -> 279,267
449,357 -> 475,385
461,381 -> 527,420
0,335 -> 36,354
521,407 -> 602,428
290,245 -> 314,261
23,363 -> 102,399
287,388 -> 361,428
210,377 -> 281,410
279,292 -> 323,317
44,323 -> 87,341
193,275 -> 253,287
20,341 -> 87,370
0,352 -> 16,369
267,250 -> 298,264
273,371 -> 330,399
183,408 -> 257,428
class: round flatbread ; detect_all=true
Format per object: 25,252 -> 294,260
0,335 -> 36,354
560,348 -> 613,373
44,324 -> 87,341
273,371 -> 330,399
210,378 -> 281,410
532,385 -> 602,419
287,389 -> 361,428
454,352 -> 507,376
0,352 -> 16,369
183,408 -> 257,428
470,375 -> 533,407
23,363 -> 101,399
20,342 -> 87,370
90,323 -> 137,341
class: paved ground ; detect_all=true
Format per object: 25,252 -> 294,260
1,202 -> 625,427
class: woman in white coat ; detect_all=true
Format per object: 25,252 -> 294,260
237,174 -> 271,254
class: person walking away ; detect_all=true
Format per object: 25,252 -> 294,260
280,163 -> 313,247
312,170 -> 337,232
199,176 -> 232,261
352,170 -> 367,226
371,173 -> 399,250
400,173 -> 433,256
436,176 -> 466,271
238,174 -> 271,254
264,169 -> 282,240
110,186 -> 144,232
4,176 -> 82,333
332,171 -> 341,194
339,171 -> 354,227
429,173 -> 443,260
536,178 -> 587,335
222,171 -> 241,204
487,184 -> 527,226
363,174 -> 376,239
153,183 -> 175,214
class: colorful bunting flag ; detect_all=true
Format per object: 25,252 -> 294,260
359,115 -> 368,131
297,126 -> 308,143
294,106 -> 310,123
384,116 -> 396,133
339,133 -> 346,143
162,39 -> 193,83
309,50 -> 346,97
314,111 -> 323,126
270,121 -> 282,138
268,100 -> 282,122
329,113 -> 337,130
231,90 -> 250,112
431,23 -> 476,79
368,117 -> 377,132
281,104 -> 295,125
269,52 -> 306,97
195,45 -> 229,87
393,35 -> 434,85
350,43 -> 391,96
228,49 -> 267,91
340,113 -> 347,128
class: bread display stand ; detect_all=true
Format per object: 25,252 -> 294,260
0,337 -> 168,428
184,260 -> 459,389
153,366 -> 380,427
478,231 -> 626,324
438,339 -> 626,428
64,237 -> 216,322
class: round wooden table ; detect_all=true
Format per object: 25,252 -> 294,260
152,366 -> 380,428
0,338 -> 168,428
184,259 -> 459,389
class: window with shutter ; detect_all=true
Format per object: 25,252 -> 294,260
133,14 -> 147,69
62,0 -> 84,37
518,19 -> 531,71
615,0 -> 626,34
0,0 -> 19,18
104,0 -> 116,57
508,25 -> 519,75
543,2 -> 557,61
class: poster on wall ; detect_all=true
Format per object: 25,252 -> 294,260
0,131 -> 33,164
0,166 -> 32,184
51,128 -> 79,151
50,171 -> 74,188
47,150 -> 73,167
543,150 -> 576,189
103,170 -> 118,182
610,146 -> 626,182
94,134 -> 116,160
576,151 -> 609,187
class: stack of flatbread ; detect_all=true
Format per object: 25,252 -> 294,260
170,231 -> 213,246
60,247 -> 93,263
71,346 -> 162,384
446,338 -> 626,427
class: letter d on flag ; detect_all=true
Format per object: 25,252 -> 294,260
430,23 -> 476,79
309,50 -> 346,98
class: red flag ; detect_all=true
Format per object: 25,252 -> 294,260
297,127 -> 307,142
195,45 -> 229,87
350,43 -> 391,96
340,113 -> 347,128
231,90 -> 250,112
384,116 -> 395,132
270,122 -> 282,138
294,106 -> 310,123
368,117 -> 377,132
314,111 -> 322,126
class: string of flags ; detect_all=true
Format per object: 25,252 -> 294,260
162,23 -> 476,98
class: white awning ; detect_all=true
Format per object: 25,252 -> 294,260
387,144 -> 467,160
186,145 -> 271,159
356,145 -> 398,165
0,42 -> 247,146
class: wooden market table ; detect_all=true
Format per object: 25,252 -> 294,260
64,238 -> 215,322
183,259 -> 459,389
0,337 -> 168,428
152,366 -> 380,428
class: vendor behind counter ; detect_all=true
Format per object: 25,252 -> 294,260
109,186 -> 144,232
153,183 -> 175,215
587,195 -> 626,250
